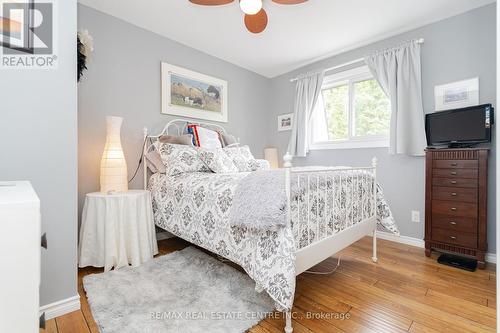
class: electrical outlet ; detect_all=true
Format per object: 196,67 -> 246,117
411,210 -> 420,223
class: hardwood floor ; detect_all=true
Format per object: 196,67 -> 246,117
41,237 -> 496,333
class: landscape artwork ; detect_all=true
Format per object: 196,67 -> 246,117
162,62 -> 228,123
434,78 -> 479,111
170,74 -> 222,113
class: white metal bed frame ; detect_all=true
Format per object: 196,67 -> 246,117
143,119 -> 378,333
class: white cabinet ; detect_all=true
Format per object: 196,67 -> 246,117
0,181 -> 41,333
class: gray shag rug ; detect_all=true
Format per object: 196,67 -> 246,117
83,247 -> 274,333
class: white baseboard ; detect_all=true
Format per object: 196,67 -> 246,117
486,252 -> 497,264
377,231 -> 496,264
377,231 -> 425,248
40,294 -> 81,320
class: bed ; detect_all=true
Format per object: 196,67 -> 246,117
143,119 -> 398,333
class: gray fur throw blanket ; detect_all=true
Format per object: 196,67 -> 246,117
229,170 -> 287,230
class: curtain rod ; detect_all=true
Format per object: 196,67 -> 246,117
290,38 -> 424,83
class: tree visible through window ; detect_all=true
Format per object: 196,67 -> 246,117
354,79 -> 391,137
311,66 -> 391,148
322,84 -> 348,140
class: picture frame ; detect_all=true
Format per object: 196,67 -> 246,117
434,78 -> 479,111
278,113 -> 294,131
161,62 -> 228,123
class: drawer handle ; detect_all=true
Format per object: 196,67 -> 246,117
449,236 -> 457,240
451,163 -> 458,167
450,180 -> 457,184
449,221 -> 457,225
451,207 -> 457,212
450,171 -> 457,175
451,192 -> 457,196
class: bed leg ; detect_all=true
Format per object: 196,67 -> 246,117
372,229 -> 378,263
284,310 -> 293,333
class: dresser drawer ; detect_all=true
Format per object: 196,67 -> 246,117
432,227 -> 477,248
433,160 -> 478,169
432,186 -> 478,203
431,200 -> 477,218
432,214 -> 477,233
432,177 -> 478,188
432,168 -> 478,179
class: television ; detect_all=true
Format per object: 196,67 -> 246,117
425,104 -> 494,148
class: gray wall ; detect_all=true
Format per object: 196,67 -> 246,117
0,1 -> 78,306
77,5 -> 271,219
78,4 -> 496,252
267,4 -> 497,252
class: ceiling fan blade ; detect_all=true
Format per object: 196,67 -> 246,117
244,8 -> 268,34
189,0 -> 234,5
271,0 -> 308,4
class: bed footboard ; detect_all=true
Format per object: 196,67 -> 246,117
284,155 -> 378,250
283,154 -> 378,333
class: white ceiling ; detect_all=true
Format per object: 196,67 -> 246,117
78,0 -> 495,78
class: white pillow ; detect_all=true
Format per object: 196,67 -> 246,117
188,124 -> 223,149
156,143 -> 209,176
223,145 -> 256,172
198,148 -> 238,174
249,159 -> 271,171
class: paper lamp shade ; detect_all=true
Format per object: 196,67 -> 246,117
264,147 -> 279,169
100,116 -> 128,193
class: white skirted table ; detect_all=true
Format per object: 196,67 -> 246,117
78,190 -> 159,271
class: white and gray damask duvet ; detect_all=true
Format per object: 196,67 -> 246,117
149,170 -> 398,311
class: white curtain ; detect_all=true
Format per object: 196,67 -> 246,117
365,40 -> 427,156
287,71 -> 325,157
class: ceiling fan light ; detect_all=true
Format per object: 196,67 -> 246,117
239,0 -> 262,15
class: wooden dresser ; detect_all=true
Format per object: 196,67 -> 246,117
424,148 -> 488,268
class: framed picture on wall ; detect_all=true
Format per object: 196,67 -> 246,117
161,62 -> 228,123
434,78 -> 479,111
278,113 -> 294,131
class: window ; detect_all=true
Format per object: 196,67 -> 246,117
310,66 -> 391,149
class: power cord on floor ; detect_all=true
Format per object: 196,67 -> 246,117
305,256 -> 341,275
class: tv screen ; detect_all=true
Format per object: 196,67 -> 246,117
426,104 -> 493,147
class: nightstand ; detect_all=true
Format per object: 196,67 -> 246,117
78,190 -> 159,271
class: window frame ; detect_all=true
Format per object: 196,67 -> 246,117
309,66 -> 390,150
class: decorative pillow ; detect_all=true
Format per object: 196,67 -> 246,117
156,143 -> 209,176
145,151 -> 166,173
158,134 -> 194,146
249,159 -> 271,171
239,145 -> 256,160
223,145 -> 257,172
198,148 -> 238,174
220,133 -> 238,147
187,124 -> 223,149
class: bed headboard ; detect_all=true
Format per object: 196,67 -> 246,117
142,118 -> 230,189
153,118 -> 228,137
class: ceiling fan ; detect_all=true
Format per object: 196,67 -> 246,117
189,0 -> 309,34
